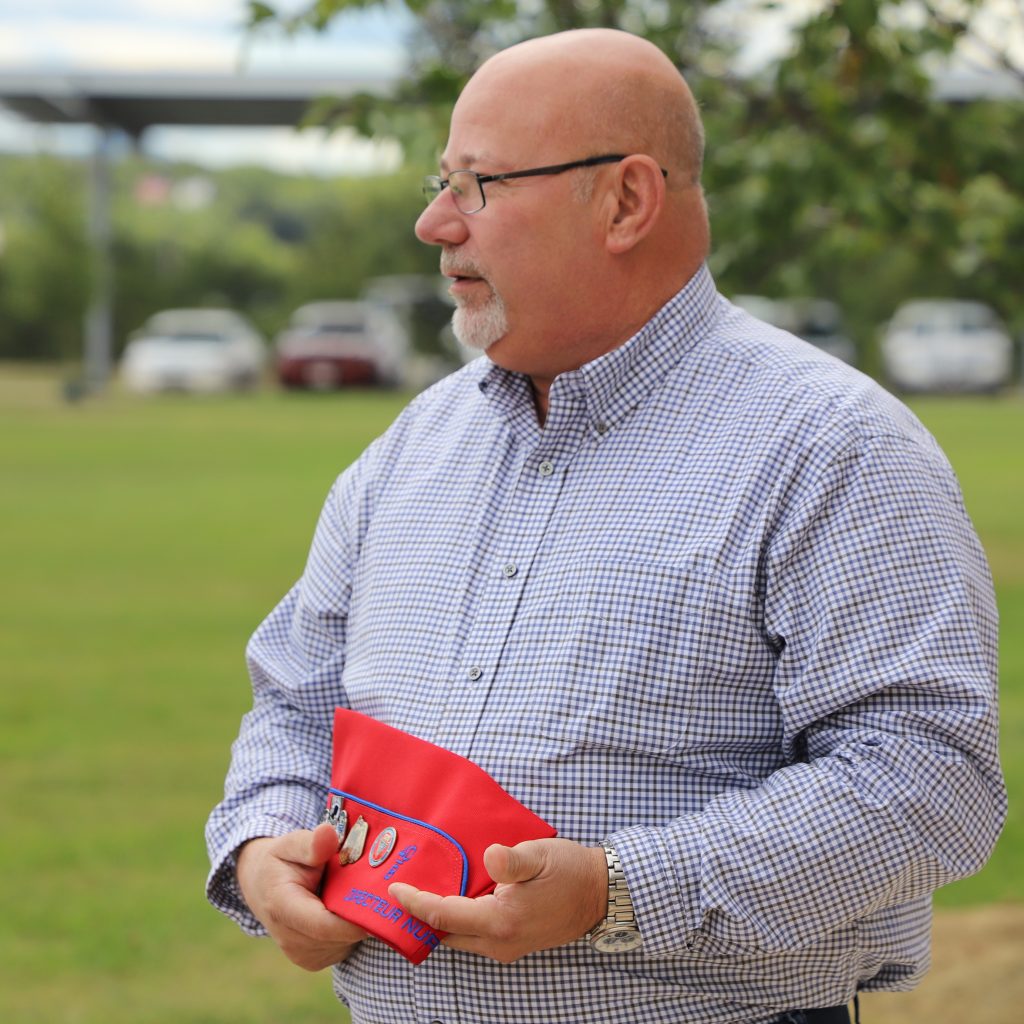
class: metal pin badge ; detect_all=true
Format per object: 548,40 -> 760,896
322,795 -> 348,845
338,815 -> 368,865
368,826 -> 398,868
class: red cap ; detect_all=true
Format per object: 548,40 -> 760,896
320,708 -> 557,963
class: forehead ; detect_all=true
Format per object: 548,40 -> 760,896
441,67 -> 571,171
439,114 -> 521,173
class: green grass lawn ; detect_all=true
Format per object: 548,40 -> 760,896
1,366 -> 1021,1023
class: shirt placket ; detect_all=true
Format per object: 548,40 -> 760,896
411,395 -> 590,1023
431,438 -> 580,759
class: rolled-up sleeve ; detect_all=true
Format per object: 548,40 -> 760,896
613,429 -> 1005,959
204,463 -> 366,932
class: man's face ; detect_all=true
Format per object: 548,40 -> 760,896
415,72 -> 605,381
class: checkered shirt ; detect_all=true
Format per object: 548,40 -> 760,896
206,264 -> 1005,1024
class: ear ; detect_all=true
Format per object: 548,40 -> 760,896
603,155 -> 666,255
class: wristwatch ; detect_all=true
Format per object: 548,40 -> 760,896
588,842 -> 643,953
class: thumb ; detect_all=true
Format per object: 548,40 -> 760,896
309,822 -> 342,865
484,841 -> 544,885
275,823 -> 340,868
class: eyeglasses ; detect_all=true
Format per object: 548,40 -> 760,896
422,154 -> 667,215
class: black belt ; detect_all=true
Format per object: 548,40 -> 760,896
773,1000 -> 857,1024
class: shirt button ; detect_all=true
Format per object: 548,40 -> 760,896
502,562 -> 518,578
595,421 -> 609,435
467,665 -> 483,682
538,459 -> 554,477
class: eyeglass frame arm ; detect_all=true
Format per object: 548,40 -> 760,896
473,153 -> 627,187
424,153 -> 668,210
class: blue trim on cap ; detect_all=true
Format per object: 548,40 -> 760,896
328,788 -> 470,896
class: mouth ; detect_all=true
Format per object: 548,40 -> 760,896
443,266 -> 488,299
441,256 -> 484,283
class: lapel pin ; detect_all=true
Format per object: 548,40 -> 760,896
338,815 -> 369,865
322,795 -> 348,845
368,826 -> 398,868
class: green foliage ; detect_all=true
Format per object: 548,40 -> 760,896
0,156 -> 92,360
701,0 -> 1024,357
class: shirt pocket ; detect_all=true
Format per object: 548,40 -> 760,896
535,559 -> 712,758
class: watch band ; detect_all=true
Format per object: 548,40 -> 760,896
588,842 -> 642,952
602,842 -> 635,923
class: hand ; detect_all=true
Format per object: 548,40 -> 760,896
236,823 -> 369,971
389,838 -> 607,963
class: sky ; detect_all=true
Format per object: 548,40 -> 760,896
0,0 -> 411,76
0,0 -> 414,174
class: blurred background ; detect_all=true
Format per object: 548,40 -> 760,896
0,2 -> 1021,1022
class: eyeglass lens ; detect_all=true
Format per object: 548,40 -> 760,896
447,172 -> 484,213
422,172 -> 486,214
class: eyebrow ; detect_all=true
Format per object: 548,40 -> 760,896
439,152 -> 500,173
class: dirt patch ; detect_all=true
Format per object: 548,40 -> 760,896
860,903 -> 1024,1023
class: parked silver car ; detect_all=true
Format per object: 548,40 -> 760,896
732,295 -> 857,365
120,308 -> 266,393
880,300 -> 1013,393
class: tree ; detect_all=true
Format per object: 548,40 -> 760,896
0,156 -> 92,361
248,0 -> 1024,361
704,1 -> 1024,356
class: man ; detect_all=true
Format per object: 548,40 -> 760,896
206,28 -> 1006,1024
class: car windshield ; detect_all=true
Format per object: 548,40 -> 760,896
166,331 -> 228,343
897,303 -> 997,334
314,323 -> 365,334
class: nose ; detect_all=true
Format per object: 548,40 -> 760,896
415,189 -> 470,248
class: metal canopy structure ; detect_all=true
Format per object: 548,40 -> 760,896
0,71 -> 396,391
0,72 -> 391,136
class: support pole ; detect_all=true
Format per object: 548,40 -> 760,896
83,125 -> 114,392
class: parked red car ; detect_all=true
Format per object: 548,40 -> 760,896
274,301 -> 402,390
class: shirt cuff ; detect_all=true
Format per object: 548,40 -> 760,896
610,817 -> 703,958
206,815 -> 305,936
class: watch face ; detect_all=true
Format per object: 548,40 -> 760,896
592,927 -> 643,954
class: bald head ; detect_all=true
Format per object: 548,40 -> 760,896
418,29 -> 711,400
465,29 -> 705,188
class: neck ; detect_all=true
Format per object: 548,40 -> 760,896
530,377 -> 551,426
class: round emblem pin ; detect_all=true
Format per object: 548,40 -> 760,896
368,826 -> 398,868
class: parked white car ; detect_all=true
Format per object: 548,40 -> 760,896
120,308 -> 266,393
880,300 -> 1014,393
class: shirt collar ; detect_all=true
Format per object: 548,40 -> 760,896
478,263 -> 721,435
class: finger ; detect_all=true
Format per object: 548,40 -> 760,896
275,880 -> 365,940
276,823 -> 340,867
272,897 -> 370,971
484,841 -> 544,885
389,883 -> 493,937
